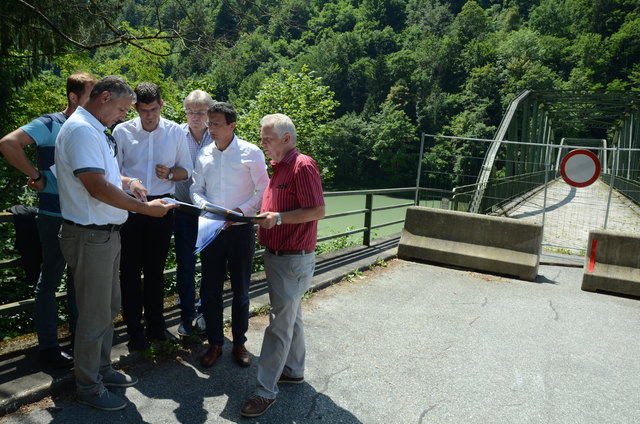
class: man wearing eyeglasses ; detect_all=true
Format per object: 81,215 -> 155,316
174,90 -> 214,337
112,82 -> 192,351
191,102 -> 269,369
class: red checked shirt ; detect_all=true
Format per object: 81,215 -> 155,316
258,148 -> 325,251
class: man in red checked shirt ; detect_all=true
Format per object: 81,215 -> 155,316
240,114 -> 325,418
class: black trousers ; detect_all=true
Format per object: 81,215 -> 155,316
120,210 -> 174,339
200,224 -> 255,346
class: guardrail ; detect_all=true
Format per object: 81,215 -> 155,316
452,171 -> 549,213
0,187 -> 417,317
600,174 -> 640,206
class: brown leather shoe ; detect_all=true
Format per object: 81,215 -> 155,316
232,344 -> 251,368
200,345 -> 222,368
240,395 -> 275,417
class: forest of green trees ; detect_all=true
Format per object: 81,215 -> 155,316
1,0 -> 639,202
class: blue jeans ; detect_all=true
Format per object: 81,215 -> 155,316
35,213 -> 77,349
174,209 -> 200,330
201,224 -> 255,346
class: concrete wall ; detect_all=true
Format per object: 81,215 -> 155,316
582,230 -> 640,296
398,206 -> 543,281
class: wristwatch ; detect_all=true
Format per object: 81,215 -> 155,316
275,212 -> 282,226
129,177 -> 142,189
167,170 -> 174,181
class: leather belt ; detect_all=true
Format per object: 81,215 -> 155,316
146,193 -> 171,201
63,219 -> 122,232
266,248 -> 314,256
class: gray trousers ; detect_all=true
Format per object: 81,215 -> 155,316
59,223 -> 121,395
256,251 -> 316,399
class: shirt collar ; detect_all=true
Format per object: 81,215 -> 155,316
271,148 -> 298,167
75,106 -> 107,133
134,116 -> 165,133
181,123 -> 211,145
213,134 -> 238,152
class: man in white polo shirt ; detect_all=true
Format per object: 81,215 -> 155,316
56,75 -> 176,411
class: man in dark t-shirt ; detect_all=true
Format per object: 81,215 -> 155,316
0,72 -> 96,368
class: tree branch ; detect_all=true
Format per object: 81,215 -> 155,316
14,0 -> 181,57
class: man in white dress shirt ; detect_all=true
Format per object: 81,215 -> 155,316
56,75 -> 176,411
191,102 -> 269,368
112,82 -> 192,350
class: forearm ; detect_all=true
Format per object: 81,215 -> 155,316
170,166 -> 189,181
238,191 -> 264,217
86,178 -> 149,214
120,175 -> 137,190
281,206 -> 325,224
0,131 -> 39,178
189,168 -> 206,207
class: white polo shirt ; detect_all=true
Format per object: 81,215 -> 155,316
113,117 -> 192,196
55,106 -> 128,225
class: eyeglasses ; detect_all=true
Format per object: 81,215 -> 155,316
205,121 -> 226,128
186,110 -> 207,116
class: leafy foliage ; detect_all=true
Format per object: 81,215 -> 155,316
237,65 -> 339,182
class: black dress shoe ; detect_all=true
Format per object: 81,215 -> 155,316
39,346 -> 73,369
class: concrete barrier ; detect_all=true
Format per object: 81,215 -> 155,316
582,230 -> 640,296
398,206 -> 542,281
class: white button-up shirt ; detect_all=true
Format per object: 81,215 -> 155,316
113,117 -> 192,196
55,106 -> 128,225
190,135 -> 269,217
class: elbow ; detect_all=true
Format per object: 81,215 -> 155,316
0,138 -> 15,156
316,206 -> 325,220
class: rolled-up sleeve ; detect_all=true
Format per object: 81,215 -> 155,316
238,147 -> 269,217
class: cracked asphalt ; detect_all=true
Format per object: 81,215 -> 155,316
2,259 -> 640,424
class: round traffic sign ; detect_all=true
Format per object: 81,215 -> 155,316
559,149 -> 601,187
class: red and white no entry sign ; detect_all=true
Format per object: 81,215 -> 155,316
560,149 -> 601,187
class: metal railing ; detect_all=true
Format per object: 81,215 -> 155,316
0,187 -> 415,316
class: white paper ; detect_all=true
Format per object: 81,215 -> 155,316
194,213 -> 225,254
161,198 -> 227,253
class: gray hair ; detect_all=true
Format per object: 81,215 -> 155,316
90,75 -> 136,103
261,113 -> 297,146
184,90 -> 213,109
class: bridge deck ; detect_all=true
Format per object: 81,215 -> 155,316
505,179 -> 640,252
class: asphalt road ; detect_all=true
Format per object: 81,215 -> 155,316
2,259 -> 639,424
